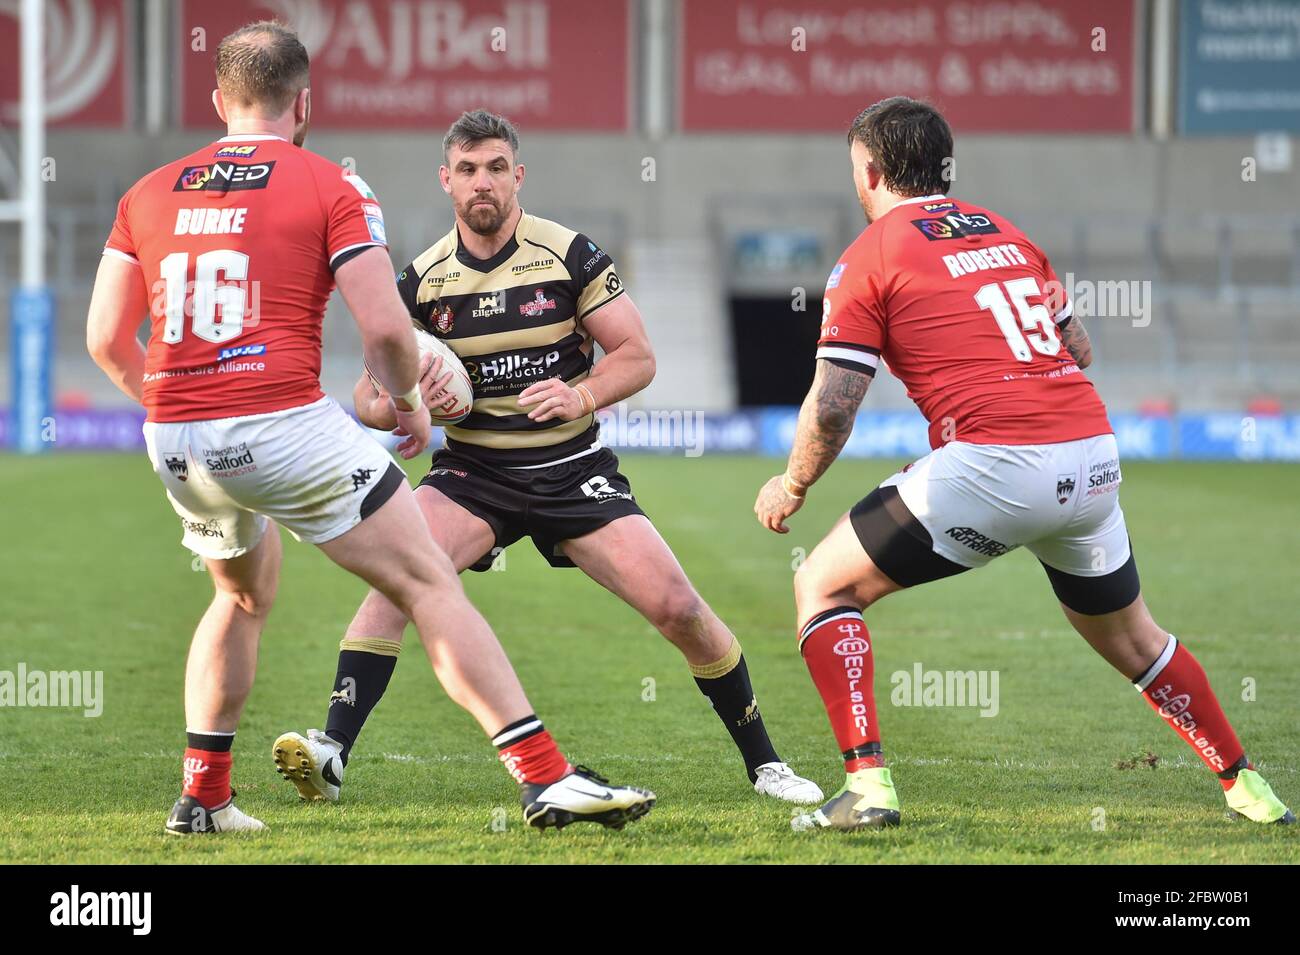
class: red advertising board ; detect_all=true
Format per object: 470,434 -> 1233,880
0,0 -> 131,127
680,0 -> 1136,132
180,0 -> 631,130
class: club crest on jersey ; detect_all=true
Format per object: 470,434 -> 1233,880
164,454 -> 188,482
174,161 -> 276,192
911,211 -> 1000,241
433,303 -> 454,334
1056,473 -> 1077,504
519,289 -> 557,317
214,144 -> 258,158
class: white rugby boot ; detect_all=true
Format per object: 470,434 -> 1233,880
753,761 -> 825,804
521,765 -> 656,830
272,729 -> 344,802
165,794 -> 265,834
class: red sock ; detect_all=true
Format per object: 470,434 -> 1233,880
493,716 -> 570,785
1134,636 -> 1248,789
799,607 -> 883,773
182,748 -> 233,809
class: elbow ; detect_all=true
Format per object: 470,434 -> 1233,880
813,406 -> 855,435
641,351 -> 657,388
86,328 -> 115,368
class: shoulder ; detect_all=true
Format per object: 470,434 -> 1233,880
523,213 -> 608,273
399,228 -> 459,306
833,226 -> 886,283
523,213 -> 582,254
120,156 -> 193,207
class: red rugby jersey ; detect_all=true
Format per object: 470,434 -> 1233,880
103,134 -> 387,422
818,194 -> 1112,448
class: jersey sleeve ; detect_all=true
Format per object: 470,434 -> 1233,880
816,251 -> 886,376
102,189 -> 140,266
395,261 -> 422,324
1023,238 -> 1072,326
321,170 -> 388,271
567,233 -> 625,320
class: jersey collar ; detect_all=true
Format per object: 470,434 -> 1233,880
895,193 -> 948,206
217,134 -> 289,142
454,208 -> 530,273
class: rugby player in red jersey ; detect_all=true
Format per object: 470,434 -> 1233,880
86,21 -> 653,834
754,97 -> 1293,831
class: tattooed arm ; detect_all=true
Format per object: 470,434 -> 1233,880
754,360 -> 873,533
1059,314 -> 1093,369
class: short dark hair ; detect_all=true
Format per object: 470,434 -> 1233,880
847,97 -> 953,198
442,110 -> 520,163
215,21 -> 310,114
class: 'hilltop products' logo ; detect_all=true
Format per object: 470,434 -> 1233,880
174,161 -> 276,192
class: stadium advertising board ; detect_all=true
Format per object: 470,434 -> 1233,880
1177,0 -> 1300,132
12,407 -> 1300,460
0,0 -> 131,127
179,0 -> 631,130
680,0 -> 1137,132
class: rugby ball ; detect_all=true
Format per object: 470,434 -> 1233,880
368,325 -> 474,425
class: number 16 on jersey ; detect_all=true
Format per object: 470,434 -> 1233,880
158,250 -> 253,345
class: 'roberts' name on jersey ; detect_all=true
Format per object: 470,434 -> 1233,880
942,242 -> 1027,279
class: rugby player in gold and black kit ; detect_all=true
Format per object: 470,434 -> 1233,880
274,111 -> 822,807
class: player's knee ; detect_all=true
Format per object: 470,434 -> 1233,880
793,557 -> 831,609
216,583 -> 275,619
794,558 -> 869,615
384,551 -> 461,620
650,587 -> 709,641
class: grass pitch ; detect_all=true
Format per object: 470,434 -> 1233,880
1,452 -> 1296,863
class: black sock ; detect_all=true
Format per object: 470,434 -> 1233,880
324,637 -> 401,765
692,642 -> 780,782
186,730 -> 234,752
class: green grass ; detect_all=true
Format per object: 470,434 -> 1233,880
1,452 -> 1297,863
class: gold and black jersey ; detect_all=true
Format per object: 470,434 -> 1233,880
397,212 -> 624,467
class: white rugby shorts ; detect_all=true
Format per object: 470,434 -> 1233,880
882,433 -> 1129,574
143,396 -> 403,559
851,433 -> 1138,613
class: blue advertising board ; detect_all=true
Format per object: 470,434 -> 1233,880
1178,0 -> 1300,132
10,287 -> 55,455
4,406 -> 1300,461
